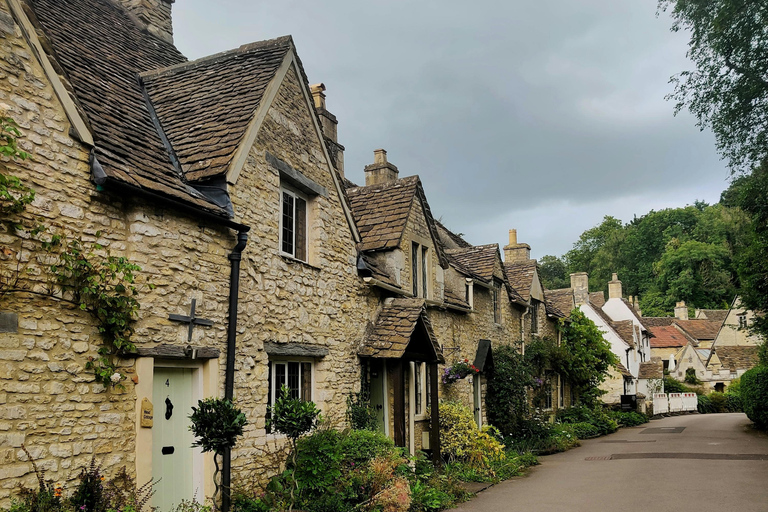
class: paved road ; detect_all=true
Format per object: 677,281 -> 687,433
454,413 -> 768,512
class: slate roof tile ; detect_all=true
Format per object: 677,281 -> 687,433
674,320 -> 721,341
638,360 -> 663,379
715,346 -> 759,371
29,0 -> 226,213
447,245 -> 499,284
359,299 -> 444,362
504,261 -> 537,302
545,288 -> 575,318
641,317 -> 676,328
697,309 -> 729,324
590,292 -> 606,308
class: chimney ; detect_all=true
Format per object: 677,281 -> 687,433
503,229 -> 531,263
310,83 -> 345,177
674,301 -> 689,321
570,272 -> 589,306
364,149 -> 399,186
117,0 -> 175,43
608,272 -> 623,300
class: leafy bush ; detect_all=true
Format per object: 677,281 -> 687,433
707,392 -> 728,413
663,376 -> 692,393
345,391 -> 378,431
556,406 -> 618,436
486,345 -> 532,436
608,411 -> 649,427
725,392 -> 742,412
697,394 -> 716,414
741,366 -> 768,428
685,368 -> 703,384
568,422 -> 600,439
438,401 -> 505,476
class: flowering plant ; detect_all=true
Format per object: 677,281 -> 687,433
442,359 -> 480,384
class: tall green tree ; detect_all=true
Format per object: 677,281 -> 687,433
658,0 -> 768,172
539,255 -> 569,290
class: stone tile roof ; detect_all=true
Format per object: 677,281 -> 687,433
359,299 -> 444,362
589,292 -> 606,308
715,346 -> 760,371
616,362 -> 633,378
697,309 -> 729,324
675,320 -> 721,341
434,220 -> 472,249
358,253 -> 401,290
29,0 -> 227,214
347,176 -> 419,251
545,288 -> 575,317
638,360 -> 663,379
141,37 -> 292,181
447,245 -> 498,283
649,325 -> 692,348
444,287 -> 471,310
641,316 -> 676,327
544,299 -> 566,318
593,307 -> 635,349
612,320 -> 637,349
503,261 -> 537,301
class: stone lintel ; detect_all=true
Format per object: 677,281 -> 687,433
131,344 -> 220,359
266,151 -> 328,197
264,341 -> 329,358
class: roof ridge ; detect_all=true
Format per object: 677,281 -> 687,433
140,35 -> 294,79
347,175 -> 420,194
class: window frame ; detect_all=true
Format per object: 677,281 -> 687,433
492,280 -> 502,324
530,300 -> 539,334
267,358 -> 314,433
411,361 -> 429,420
279,185 -> 309,262
410,242 -> 430,299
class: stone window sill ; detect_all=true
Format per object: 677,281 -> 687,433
279,252 -> 321,271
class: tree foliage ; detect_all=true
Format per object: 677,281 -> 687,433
658,0 -> 768,173
556,309 -> 618,407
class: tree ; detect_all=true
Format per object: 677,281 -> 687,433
658,0 -> 768,173
564,216 -> 625,292
539,255 -> 570,290
556,309 -> 618,407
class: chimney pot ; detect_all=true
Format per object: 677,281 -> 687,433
310,83 -> 326,110
509,229 -> 517,245
364,149 -> 399,186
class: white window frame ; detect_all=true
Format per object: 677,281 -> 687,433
279,185 -> 309,262
465,278 -> 474,309
410,361 -> 429,420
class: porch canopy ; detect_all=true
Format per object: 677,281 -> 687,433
359,298 -> 444,462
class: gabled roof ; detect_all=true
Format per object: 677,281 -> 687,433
649,325 -> 694,348
592,306 -> 635,349
619,298 -> 650,332
713,346 -> 760,371
28,0 -> 226,214
444,287 -> 471,310
504,260 -> 537,301
141,37 -> 293,181
446,245 -> 499,283
544,299 -> 566,318
616,362 -> 633,379
638,360 -> 663,379
357,253 -> 402,291
346,176 -> 447,267
359,298 -> 444,362
589,292 -> 606,308
545,288 -> 575,318
696,309 -> 729,324
675,320 -> 721,341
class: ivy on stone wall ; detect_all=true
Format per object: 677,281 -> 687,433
1,114 -> 150,388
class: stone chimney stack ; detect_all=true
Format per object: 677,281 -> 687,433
674,301 -> 689,321
570,272 -> 589,306
608,273 -> 623,300
310,83 -> 345,177
364,149 -> 399,186
503,229 -> 531,263
117,0 -> 175,43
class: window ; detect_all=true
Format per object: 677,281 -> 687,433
738,315 -> 748,329
465,279 -> 474,309
558,375 -> 564,408
530,301 -> 539,334
543,372 -> 554,410
411,362 -> 429,418
280,187 -> 307,261
492,280 -> 502,324
410,242 -> 430,298
267,360 -> 312,432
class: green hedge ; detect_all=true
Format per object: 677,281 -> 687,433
741,366 -> 768,428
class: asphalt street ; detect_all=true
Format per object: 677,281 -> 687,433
453,413 -> 768,512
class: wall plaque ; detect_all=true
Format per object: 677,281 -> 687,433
140,397 -> 154,428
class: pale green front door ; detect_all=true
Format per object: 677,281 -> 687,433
153,367 -> 196,511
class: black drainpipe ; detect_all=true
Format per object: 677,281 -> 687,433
222,230 -> 249,512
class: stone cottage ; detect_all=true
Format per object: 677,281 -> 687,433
0,0 -> 371,508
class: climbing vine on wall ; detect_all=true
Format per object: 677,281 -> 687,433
1,114 -> 150,387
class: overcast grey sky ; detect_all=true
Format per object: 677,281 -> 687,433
173,1 -> 730,259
